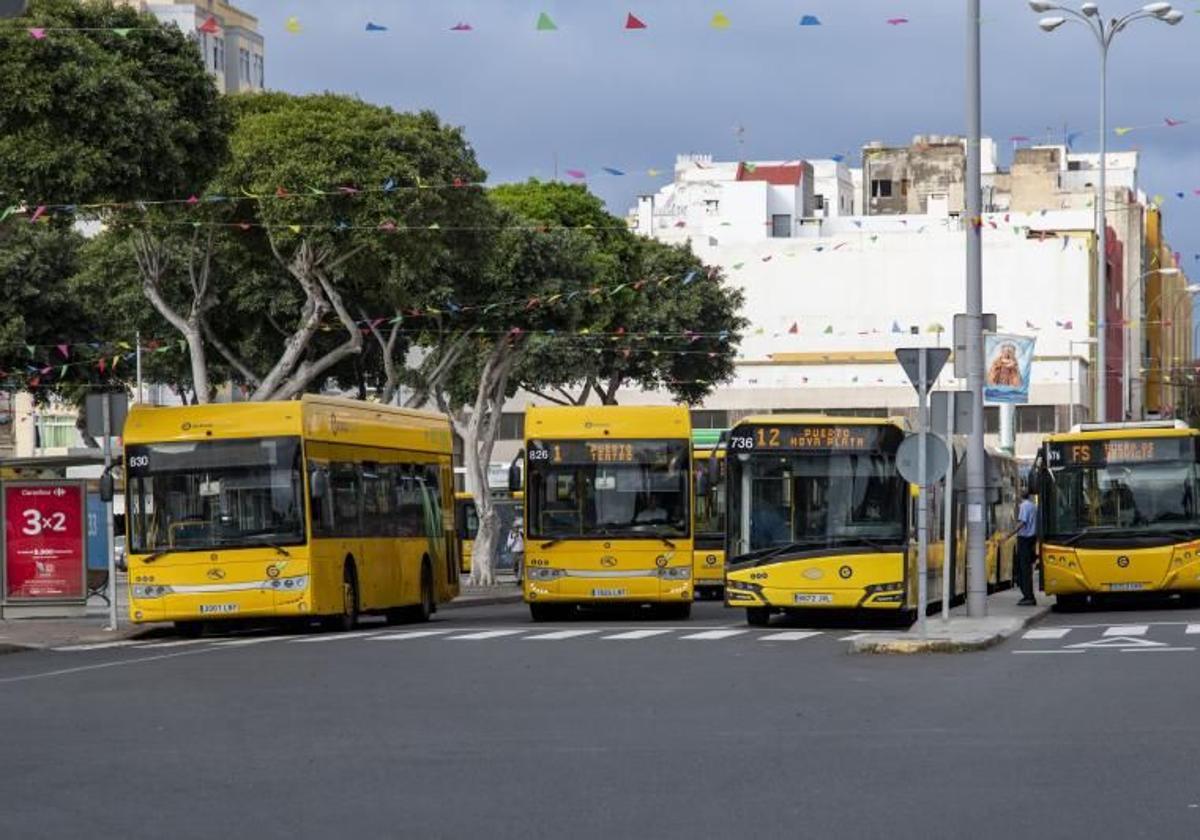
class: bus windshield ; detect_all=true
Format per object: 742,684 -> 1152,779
729,451 -> 906,555
127,437 -> 305,553
527,439 -> 690,540
1045,460 -> 1200,539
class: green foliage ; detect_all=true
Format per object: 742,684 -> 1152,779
0,0 -> 230,205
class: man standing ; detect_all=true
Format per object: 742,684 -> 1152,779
505,520 -> 525,584
1014,488 -> 1038,606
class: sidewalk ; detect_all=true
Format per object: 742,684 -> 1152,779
447,574 -> 523,610
848,588 -> 1053,654
0,619 -> 147,655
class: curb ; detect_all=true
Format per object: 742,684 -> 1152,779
444,593 -> 524,610
0,643 -> 35,656
848,604 -> 1052,654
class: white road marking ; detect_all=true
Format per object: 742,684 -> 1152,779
523,630 -> 601,640
210,635 -> 291,647
1186,624 -> 1200,635
603,629 -> 674,640
137,639 -> 218,649
0,647 -> 222,684
52,641 -> 143,653
1120,647 -> 1196,653
679,630 -> 747,640
758,631 -> 822,642
839,633 -> 870,642
289,631 -> 378,644
1104,625 -> 1149,637
1012,650 -> 1086,655
369,630 -> 454,641
447,630 -> 527,641
1022,628 -> 1071,640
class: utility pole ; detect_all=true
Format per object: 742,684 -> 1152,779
965,0 -> 988,617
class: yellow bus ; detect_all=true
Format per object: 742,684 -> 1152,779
124,396 -> 459,636
692,429 -> 726,599
724,415 -> 957,626
987,450 -> 1019,592
1036,421 -> 1200,608
520,405 -> 694,621
455,492 -> 477,574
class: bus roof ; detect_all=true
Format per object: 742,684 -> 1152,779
692,429 -> 726,448
124,395 -> 452,453
733,413 -> 908,430
525,405 -> 690,440
1046,421 -> 1197,444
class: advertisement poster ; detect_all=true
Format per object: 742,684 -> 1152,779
4,483 -> 87,602
984,334 -> 1036,405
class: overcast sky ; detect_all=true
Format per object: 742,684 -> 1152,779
238,0 -> 1199,262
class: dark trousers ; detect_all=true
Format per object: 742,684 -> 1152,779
1016,536 -> 1037,601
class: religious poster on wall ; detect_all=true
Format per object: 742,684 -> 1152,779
984,334 -> 1036,405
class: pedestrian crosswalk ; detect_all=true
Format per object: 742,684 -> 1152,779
48,625 -> 832,653
1015,623 -> 1200,654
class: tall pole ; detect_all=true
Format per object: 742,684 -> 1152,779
965,0 -> 988,617
917,349 -> 928,640
1096,41 -> 1109,423
1068,340 -> 1076,428
135,329 -> 143,405
102,396 -> 118,632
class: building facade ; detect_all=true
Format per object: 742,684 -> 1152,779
116,0 -> 264,93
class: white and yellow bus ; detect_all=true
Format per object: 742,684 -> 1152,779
692,429 -> 727,599
1036,421 -> 1200,608
124,396 -> 459,636
519,405 -> 694,621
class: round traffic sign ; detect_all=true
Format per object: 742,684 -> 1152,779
896,433 -> 950,485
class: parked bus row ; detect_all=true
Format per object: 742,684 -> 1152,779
118,397 -> 1200,635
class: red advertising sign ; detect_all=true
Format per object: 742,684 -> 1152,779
4,482 -> 87,602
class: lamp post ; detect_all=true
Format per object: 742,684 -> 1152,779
1068,337 -> 1099,427
1028,1 -> 1183,422
1124,266 -> 1180,417
1167,285 -> 1200,411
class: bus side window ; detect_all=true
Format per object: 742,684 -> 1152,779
330,463 -> 362,537
395,466 -> 425,537
309,462 -> 334,537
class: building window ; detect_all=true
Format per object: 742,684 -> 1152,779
1016,406 -> 1057,434
253,53 -> 265,88
213,36 -> 225,72
870,179 -> 893,198
690,410 -> 729,429
771,214 -> 791,238
497,412 -> 525,441
704,200 -> 720,216
239,48 -> 251,83
814,194 -> 825,210
984,407 -> 999,434
1067,161 -> 1082,171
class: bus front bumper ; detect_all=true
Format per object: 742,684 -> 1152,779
128,577 -> 313,624
725,579 -> 906,610
524,570 -> 693,604
1042,545 -> 1200,596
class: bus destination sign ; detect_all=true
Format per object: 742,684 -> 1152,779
728,425 -> 881,453
528,440 -> 681,466
1048,437 -> 1194,467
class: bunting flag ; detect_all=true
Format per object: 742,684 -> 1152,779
710,12 -> 730,29
799,15 -> 821,26
788,322 -> 799,334
365,22 -> 388,32
536,12 -> 557,31
450,22 -> 473,31
284,16 -> 301,34
197,16 -> 220,34
625,13 -> 647,30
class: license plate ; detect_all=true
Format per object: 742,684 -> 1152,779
1107,583 -> 1145,592
793,593 -> 833,605
199,603 -> 239,615
591,588 -> 627,597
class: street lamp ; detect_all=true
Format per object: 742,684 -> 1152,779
1068,337 -> 1099,427
1028,1 -> 1183,422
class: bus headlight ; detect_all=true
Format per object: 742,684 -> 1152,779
658,566 -> 692,580
527,568 -> 566,581
133,584 -> 174,599
864,582 -> 905,594
727,579 -> 763,594
265,575 -> 309,591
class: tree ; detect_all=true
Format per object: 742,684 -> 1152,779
0,0 -> 230,206
411,212 -> 606,585
492,181 -> 746,407
94,93 -> 495,402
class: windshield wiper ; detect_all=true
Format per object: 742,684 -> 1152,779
141,550 -> 172,565
1054,526 -> 1128,546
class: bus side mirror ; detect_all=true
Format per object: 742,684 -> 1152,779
508,450 -> 524,493
99,473 -> 115,503
310,470 -> 328,500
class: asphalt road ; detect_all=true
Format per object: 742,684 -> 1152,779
3,599 -> 1200,840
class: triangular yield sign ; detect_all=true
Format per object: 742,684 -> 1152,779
1067,636 -> 1168,649
895,348 -> 950,395
626,13 -> 647,29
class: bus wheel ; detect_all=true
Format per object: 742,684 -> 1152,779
529,603 -> 567,622
174,621 -> 204,639
1055,594 -> 1086,612
413,563 -> 435,623
746,607 -> 771,627
324,564 -> 359,632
